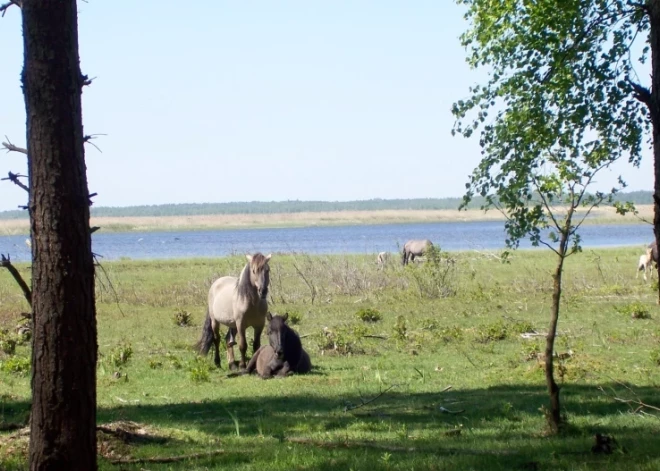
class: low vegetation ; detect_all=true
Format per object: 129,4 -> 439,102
1,248 -> 659,470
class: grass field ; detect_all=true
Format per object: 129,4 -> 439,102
0,204 -> 653,235
1,247 -> 660,470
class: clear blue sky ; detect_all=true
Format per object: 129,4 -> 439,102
0,1 -> 653,212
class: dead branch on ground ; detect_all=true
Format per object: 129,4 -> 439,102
343,383 -> 399,412
109,450 -> 230,465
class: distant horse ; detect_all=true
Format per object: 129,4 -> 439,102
254,312 -> 311,375
197,253 -> 271,369
377,251 -> 390,268
402,239 -> 433,266
638,241 -> 660,281
637,249 -> 654,281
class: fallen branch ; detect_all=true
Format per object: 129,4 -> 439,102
284,437 -> 517,456
344,384 -> 399,412
362,334 -> 388,340
1,254 -> 32,306
613,397 -> 660,415
109,450 -> 228,465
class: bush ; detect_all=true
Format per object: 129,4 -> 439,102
287,311 -> 303,325
174,310 -> 193,326
475,320 -> 508,343
0,331 -> 17,355
0,356 -> 30,376
109,343 -> 133,368
189,356 -> 211,382
615,302 -> 651,320
315,325 -> 366,355
356,308 -> 382,323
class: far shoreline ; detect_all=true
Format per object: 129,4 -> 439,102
0,205 -> 653,236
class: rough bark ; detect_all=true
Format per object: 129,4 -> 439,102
21,1 -> 98,470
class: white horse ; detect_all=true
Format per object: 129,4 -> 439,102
376,251 -> 390,268
197,253 -> 271,369
637,247 -> 655,281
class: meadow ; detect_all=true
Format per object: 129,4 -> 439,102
1,247 -> 660,470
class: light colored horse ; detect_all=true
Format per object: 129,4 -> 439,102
197,253 -> 271,369
402,239 -> 433,266
638,245 -> 656,281
377,251 -> 390,268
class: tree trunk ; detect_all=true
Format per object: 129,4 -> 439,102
22,1 -> 98,470
649,0 -> 660,304
545,212 -> 573,434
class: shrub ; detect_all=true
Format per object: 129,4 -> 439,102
287,311 -> 303,325
315,325 -> 366,355
437,326 -> 463,343
174,310 -> 193,326
109,343 -> 133,368
0,356 -> 30,376
356,308 -> 382,323
615,302 -> 651,320
393,316 -> 407,342
189,356 -> 211,382
475,320 -> 508,343
0,331 -> 17,355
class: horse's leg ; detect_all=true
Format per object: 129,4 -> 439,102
410,253 -> 416,263
225,327 -> 237,347
211,319 -> 221,368
252,323 -> 264,355
236,323 -> 248,369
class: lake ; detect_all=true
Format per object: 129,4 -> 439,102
0,221 -> 653,262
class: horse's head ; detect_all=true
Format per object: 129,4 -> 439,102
246,252 -> 271,300
266,312 -> 289,358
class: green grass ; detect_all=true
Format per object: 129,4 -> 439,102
1,248 -> 660,470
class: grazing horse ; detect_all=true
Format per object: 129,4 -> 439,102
257,312 -> 312,375
377,251 -> 390,268
197,253 -> 271,369
402,239 -> 433,266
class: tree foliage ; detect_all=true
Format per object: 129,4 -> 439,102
453,0 -> 649,243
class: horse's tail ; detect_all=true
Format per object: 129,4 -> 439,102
196,308 -> 214,356
401,246 -> 407,266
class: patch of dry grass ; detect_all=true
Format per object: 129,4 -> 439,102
0,205 -> 651,235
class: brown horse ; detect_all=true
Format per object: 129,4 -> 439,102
402,239 -> 433,266
245,345 -> 290,379
197,253 -> 271,369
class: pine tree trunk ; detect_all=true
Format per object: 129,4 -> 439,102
21,1 -> 98,469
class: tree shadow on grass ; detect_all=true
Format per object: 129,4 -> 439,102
3,382 -> 660,470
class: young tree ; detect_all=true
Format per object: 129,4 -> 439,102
452,0 -> 649,433
453,0 -> 660,293
2,0 -> 98,468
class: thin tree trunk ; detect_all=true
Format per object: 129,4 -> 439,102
22,1 -> 98,469
545,209 -> 573,434
649,0 -> 660,304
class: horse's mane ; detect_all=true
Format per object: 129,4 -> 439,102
236,252 -> 269,302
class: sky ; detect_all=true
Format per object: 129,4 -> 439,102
0,1 -> 654,212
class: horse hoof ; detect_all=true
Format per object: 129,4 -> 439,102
229,362 -> 239,371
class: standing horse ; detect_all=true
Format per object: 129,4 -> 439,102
197,253 -> 271,369
402,239 -> 433,266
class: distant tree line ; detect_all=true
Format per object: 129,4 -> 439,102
0,191 -> 653,220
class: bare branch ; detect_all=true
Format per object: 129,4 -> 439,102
0,0 -> 21,17
628,77 -> 652,107
1,171 -> 29,193
83,134 -> 106,153
1,254 -> 32,306
2,137 -> 28,155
